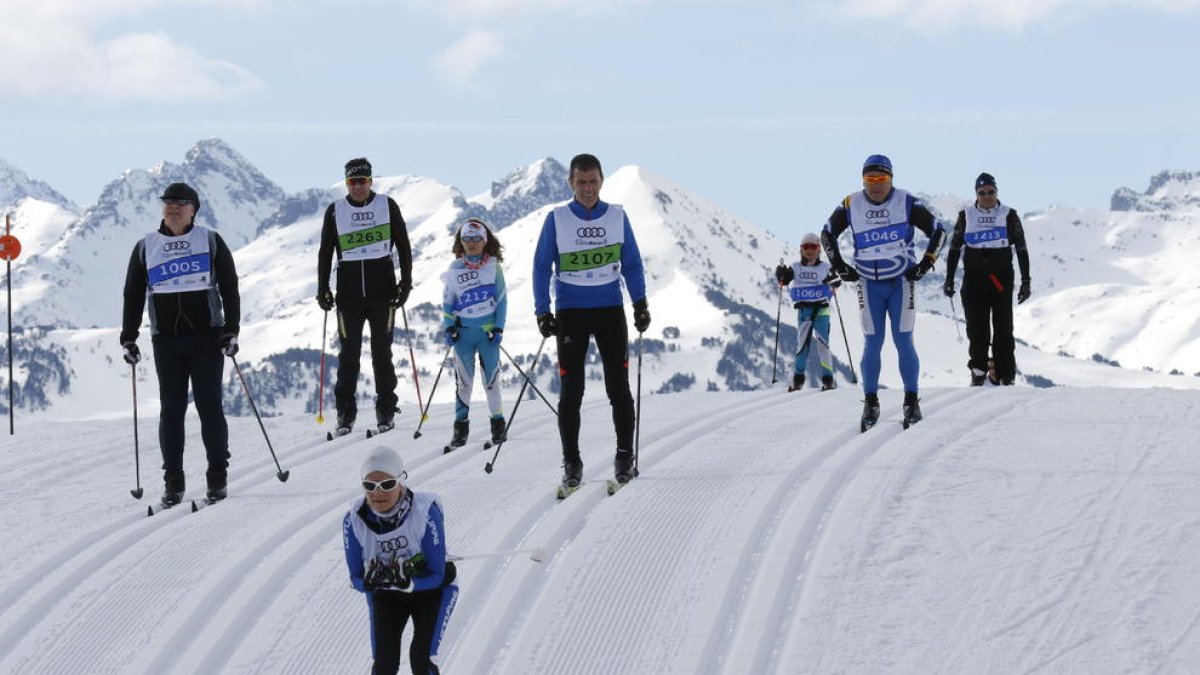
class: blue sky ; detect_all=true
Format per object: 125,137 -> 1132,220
1,0 -> 1198,243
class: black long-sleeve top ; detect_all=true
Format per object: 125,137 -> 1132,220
316,192 -> 412,301
944,204 -> 1031,285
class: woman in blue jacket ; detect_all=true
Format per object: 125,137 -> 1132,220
343,446 -> 458,675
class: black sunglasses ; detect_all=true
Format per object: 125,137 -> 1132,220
162,198 -> 194,206
976,189 -> 996,196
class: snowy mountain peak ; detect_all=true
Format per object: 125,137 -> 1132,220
471,157 -> 572,230
0,157 -> 75,211
1111,169 -> 1200,212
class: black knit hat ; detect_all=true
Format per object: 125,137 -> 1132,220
344,157 -> 372,179
160,182 -> 200,211
975,172 -> 997,190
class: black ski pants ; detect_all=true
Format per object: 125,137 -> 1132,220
555,306 -> 636,460
962,271 -> 1016,381
369,587 -> 457,675
151,328 -> 229,491
335,296 -> 398,421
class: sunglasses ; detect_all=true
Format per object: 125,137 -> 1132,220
346,177 -> 372,186
162,199 -> 194,206
863,174 -> 891,184
461,235 -> 485,243
801,243 -> 820,250
976,189 -> 996,196
362,477 -> 401,492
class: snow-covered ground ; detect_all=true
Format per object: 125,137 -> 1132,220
3,384 -> 1199,673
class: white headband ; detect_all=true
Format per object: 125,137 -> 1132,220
459,220 -> 488,242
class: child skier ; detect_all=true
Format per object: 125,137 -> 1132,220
774,233 -> 841,391
440,218 -> 507,452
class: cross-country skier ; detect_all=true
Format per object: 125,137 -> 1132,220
120,182 -> 240,506
343,446 -> 458,675
774,232 -> 841,392
316,158 -> 414,437
440,218 -> 507,452
943,172 -> 1032,386
821,155 -> 946,431
532,153 -> 649,491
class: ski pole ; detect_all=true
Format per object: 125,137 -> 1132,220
498,343 -> 557,417
771,258 -> 784,384
317,309 -> 328,424
230,355 -> 290,482
949,295 -> 964,343
130,364 -> 144,499
634,331 -> 643,476
832,291 -> 858,384
484,336 -> 548,474
413,343 -> 453,439
400,307 -> 426,421
449,547 -> 546,563
1,213 -> 20,435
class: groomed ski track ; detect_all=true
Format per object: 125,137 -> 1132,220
2,386 -> 1200,674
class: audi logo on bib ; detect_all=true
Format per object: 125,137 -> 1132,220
865,209 -> 890,219
351,211 -> 375,222
457,270 -> 479,284
379,536 -> 409,552
163,241 -> 191,252
576,227 -> 607,238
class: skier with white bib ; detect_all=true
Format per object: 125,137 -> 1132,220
943,172 -> 1032,386
343,446 -> 458,675
440,218 -> 508,451
316,158 -> 414,437
774,232 -> 841,392
821,155 -> 945,431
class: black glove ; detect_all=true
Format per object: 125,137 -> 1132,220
316,288 -> 334,311
219,334 -> 239,357
943,279 -> 955,298
834,262 -> 859,282
905,257 -> 934,281
822,271 -> 842,289
632,299 -> 651,333
391,281 -> 411,308
488,327 -> 503,345
536,313 -> 558,338
444,326 -> 459,346
774,265 -> 793,285
363,559 -> 388,591
122,342 -> 141,365
1018,281 -> 1031,304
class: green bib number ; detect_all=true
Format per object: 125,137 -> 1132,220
338,223 -> 389,251
560,243 -> 622,272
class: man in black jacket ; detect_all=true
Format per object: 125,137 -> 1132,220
317,158 -> 414,436
944,172 -> 1032,386
120,182 -> 240,506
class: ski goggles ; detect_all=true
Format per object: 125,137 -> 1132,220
362,477 -> 401,492
863,174 -> 891,184
346,176 -> 372,186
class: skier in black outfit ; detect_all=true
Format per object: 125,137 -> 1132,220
943,172 -> 1032,386
316,158 -> 414,436
120,182 -> 240,506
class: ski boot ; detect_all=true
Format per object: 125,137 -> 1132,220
372,406 -> 396,437
970,368 -> 986,387
613,449 -> 636,484
334,411 -> 355,437
787,373 -> 805,392
205,471 -> 227,503
821,375 -> 837,391
860,393 -> 880,433
443,420 -> 469,453
557,455 -> 584,499
489,416 -> 507,445
902,391 -> 923,429
205,486 -> 228,503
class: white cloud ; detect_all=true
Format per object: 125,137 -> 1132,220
0,2 -> 260,103
825,0 -> 1200,31
432,29 -> 507,88
419,0 -> 649,20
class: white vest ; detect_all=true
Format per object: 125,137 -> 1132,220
788,260 -> 834,302
144,226 -> 214,294
846,189 -> 913,262
963,204 -> 1011,249
445,257 -> 499,320
553,204 -> 625,287
334,195 -> 393,262
347,491 -> 442,588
